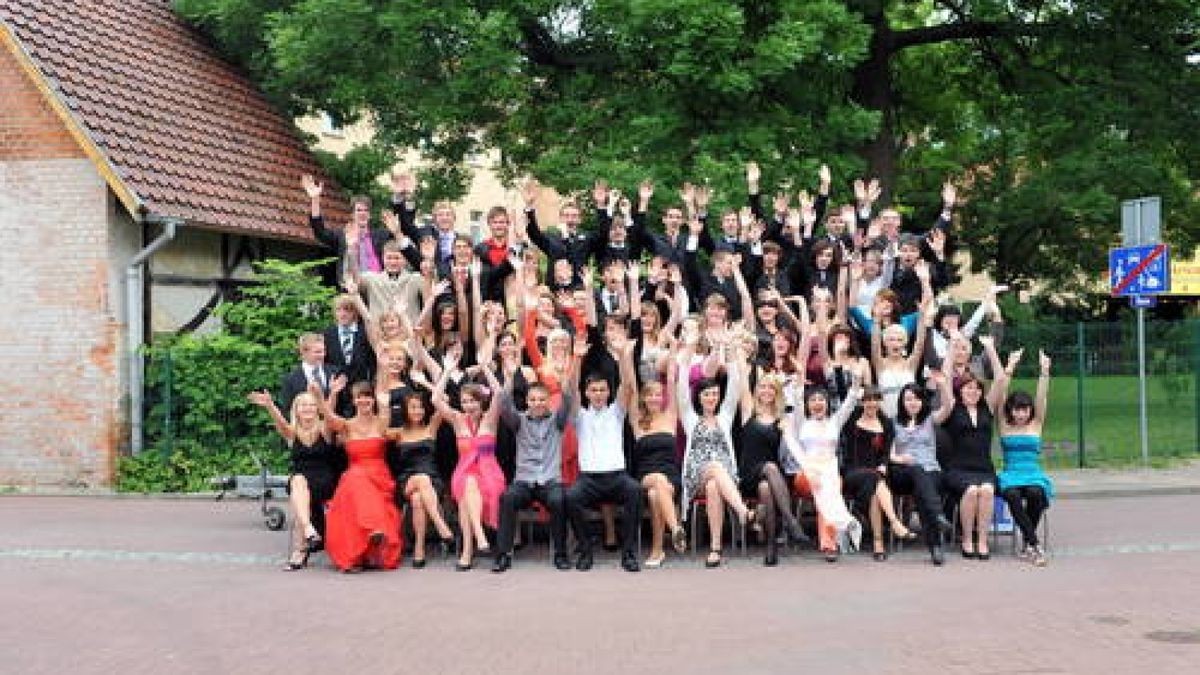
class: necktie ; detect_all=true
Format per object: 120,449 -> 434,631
341,329 -> 354,364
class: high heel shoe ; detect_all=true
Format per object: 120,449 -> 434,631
872,539 -> 887,562
304,526 -> 323,552
705,549 -> 722,568
895,527 -> 918,543
455,559 -> 474,571
283,548 -> 310,571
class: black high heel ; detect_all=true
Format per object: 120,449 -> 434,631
284,548 -> 310,571
705,549 -> 723,568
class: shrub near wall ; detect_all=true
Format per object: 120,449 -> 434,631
118,259 -> 335,492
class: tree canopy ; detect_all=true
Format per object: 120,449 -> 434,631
176,0 -> 1199,308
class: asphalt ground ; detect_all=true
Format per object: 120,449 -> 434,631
1,494 -> 1198,674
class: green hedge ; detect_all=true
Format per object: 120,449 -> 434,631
118,258 -> 334,492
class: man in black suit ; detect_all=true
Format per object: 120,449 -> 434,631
388,171 -> 461,278
521,178 -> 598,278
302,175 -> 393,284
278,332 -> 338,416
322,295 -> 376,417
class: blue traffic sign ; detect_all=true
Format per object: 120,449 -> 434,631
1110,244 -> 1170,297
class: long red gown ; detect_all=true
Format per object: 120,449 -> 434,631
450,423 -> 506,529
324,437 -> 403,571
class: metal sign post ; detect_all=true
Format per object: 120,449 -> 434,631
1117,197 -> 1164,465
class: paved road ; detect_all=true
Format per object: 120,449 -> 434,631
1,495 -> 1198,674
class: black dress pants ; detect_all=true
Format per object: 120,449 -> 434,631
496,480 -> 568,556
566,471 -> 643,556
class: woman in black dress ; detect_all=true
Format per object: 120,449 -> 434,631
839,387 -> 917,561
385,391 -> 455,567
248,383 -> 343,570
941,334 -> 1010,560
624,346 -> 686,568
737,371 -> 808,566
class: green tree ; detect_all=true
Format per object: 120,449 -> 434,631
176,0 -> 1199,297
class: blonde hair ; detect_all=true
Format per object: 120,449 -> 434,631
296,332 -> 324,354
289,392 -> 326,447
882,324 -> 909,343
637,380 -> 665,431
754,372 -> 786,419
332,294 -> 358,313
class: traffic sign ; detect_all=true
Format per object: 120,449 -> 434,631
1110,244 -> 1170,297
1129,295 -> 1157,309
1121,197 -> 1161,247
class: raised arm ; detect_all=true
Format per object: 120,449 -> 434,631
248,390 -> 292,440
616,336 -> 638,413
303,175 -> 339,249
311,379 -> 348,433
732,256 -> 755,332
478,362 -> 504,429
659,273 -> 686,346
428,353 -> 460,424
930,355 -> 956,424
906,298 -> 933,375
1033,350 -> 1051,426
470,258 -> 486,348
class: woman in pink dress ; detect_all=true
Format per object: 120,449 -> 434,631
429,352 -> 507,570
317,381 -> 403,572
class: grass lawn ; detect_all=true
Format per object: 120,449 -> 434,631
1006,374 -> 1198,469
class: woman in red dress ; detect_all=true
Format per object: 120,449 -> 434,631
318,381 -> 403,572
430,352 -> 507,570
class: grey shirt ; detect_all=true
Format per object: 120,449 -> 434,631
501,391 -> 572,485
895,418 -> 940,473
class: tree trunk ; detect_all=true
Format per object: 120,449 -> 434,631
851,20 -> 898,203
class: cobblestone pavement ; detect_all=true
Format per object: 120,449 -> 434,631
1,494 -> 1198,674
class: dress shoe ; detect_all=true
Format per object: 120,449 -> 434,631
929,544 -> 945,566
764,549 -> 779,567
553,553 -> 573,571
575,551 -> 593,571
620,552 -> 640,572
491,553 -> 512,574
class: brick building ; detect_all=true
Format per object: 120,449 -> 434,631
0,0 -> 347,488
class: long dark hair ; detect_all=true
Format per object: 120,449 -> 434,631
894,383 -> 931,425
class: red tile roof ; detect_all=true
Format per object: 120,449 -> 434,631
0,0 -> 348,243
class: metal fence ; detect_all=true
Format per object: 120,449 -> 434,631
999,320 -> 1200,468
142,320 -> 1200,470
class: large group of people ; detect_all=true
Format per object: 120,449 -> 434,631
249,162 -> 1055,574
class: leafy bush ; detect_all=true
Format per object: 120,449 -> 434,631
122,258 -> 334,492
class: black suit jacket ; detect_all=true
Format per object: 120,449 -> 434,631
309,216 -> 394,280
278,363 -> 342,417
323,323 -> 376,415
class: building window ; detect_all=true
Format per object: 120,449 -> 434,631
320,112 -> 344,138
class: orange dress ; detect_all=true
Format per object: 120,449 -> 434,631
325,437 -> 403,571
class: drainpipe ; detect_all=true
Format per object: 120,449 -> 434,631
127,217 -> 180,455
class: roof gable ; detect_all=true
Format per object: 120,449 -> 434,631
0,0 -> 348,242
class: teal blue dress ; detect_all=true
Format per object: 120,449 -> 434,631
998,434 -> 1054,500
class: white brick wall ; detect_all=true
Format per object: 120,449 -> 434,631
0,158 -> 120,487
